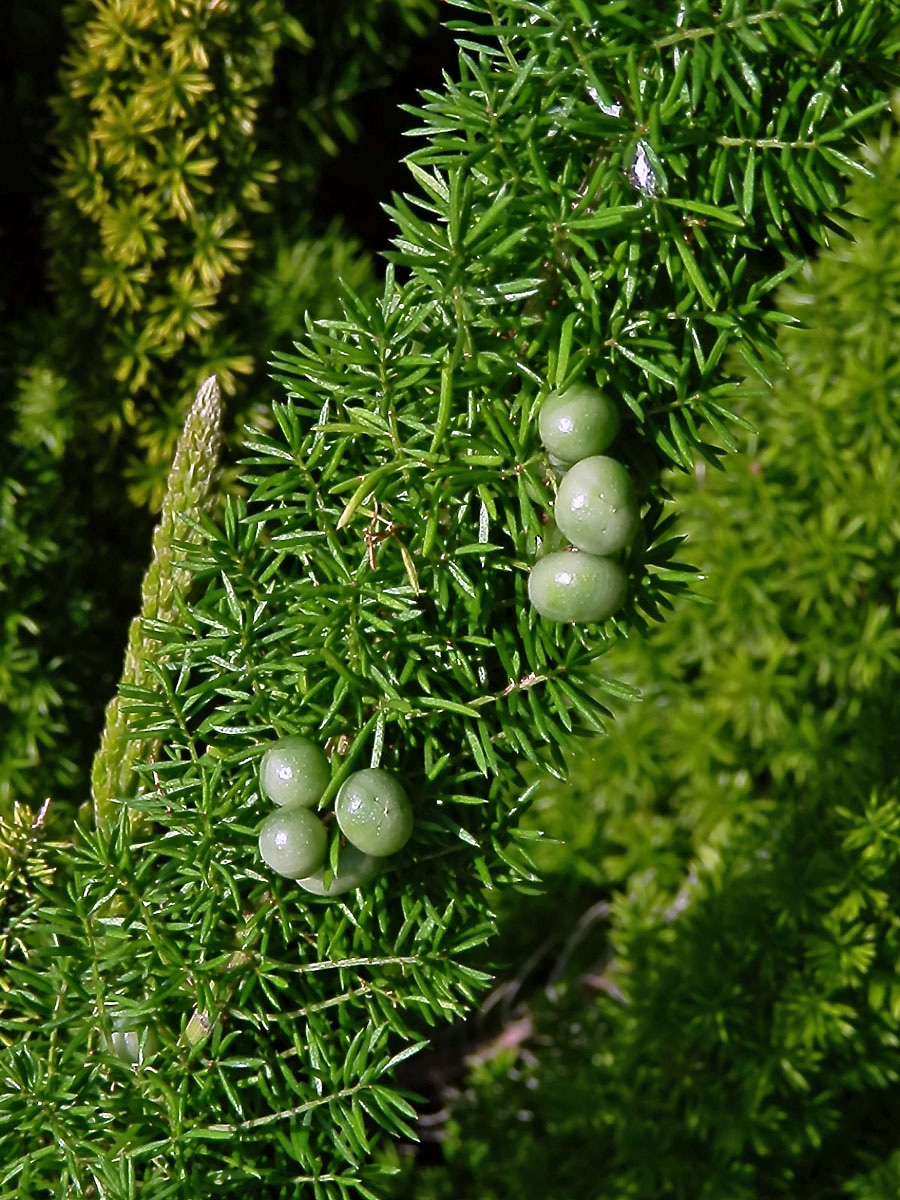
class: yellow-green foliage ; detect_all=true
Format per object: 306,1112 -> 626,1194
47,0 -> 437,507
91,376 -> 224,825
47,0 -> 292,503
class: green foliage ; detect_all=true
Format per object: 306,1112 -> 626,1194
91,376 -> 224,824
0,800 -> 59,987
394,0 -> 897,467
392,127 -> 900,1200
0,368 -> 80,812
0,0 -> 435,820
248,219 -> 378,347
403,785 -> 900,1200
48,0 -> 285,400
846,1150 -> 900,1200
46,0 -> 439,507
0,330 -> 165,823
2,2 -> 899,1196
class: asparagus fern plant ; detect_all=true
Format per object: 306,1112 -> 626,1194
395,127 -> 900,1200
0,0 -> 437,822
90,376 -> 225,825
2,2 -> 899,1196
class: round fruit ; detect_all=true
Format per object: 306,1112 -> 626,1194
259,735 -> 330,807
335,768 -> 413,857
259,807 -> 328,878
538,385 -> 620,464
554,455 -> 640,555
528,550 -> 627,623
297,843 -> 381,897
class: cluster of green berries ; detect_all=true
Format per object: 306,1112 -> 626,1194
528,384 -> 639,624
103,741 -> 414,1064
257,736 -> 414,896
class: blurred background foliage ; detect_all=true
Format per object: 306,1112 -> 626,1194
0,0 -> 446,822
382,127 -> 900,1200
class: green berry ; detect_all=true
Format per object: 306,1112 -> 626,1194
554,455 -> 640,555
335,768 -> 413,857
259,735 -> 330,807
528,550 -> 627,623
297,843 -> 381,897
259,807 -> 328,878
538,385 -> 620,464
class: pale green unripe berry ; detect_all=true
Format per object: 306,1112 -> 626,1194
554,455 -> 640,555
259,807 -> 328,878
538,385 -> 620,464
335,768 -> 413,857
297,843 -> 381,897
528,550 -> 627,623
259,735 -> 331,807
